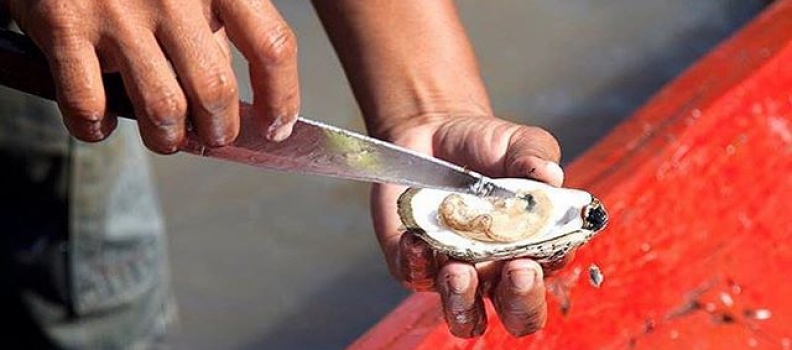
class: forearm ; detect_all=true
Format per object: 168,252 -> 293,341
312,0 -> 493,140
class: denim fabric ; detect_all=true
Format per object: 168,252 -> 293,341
0,83 -> 174,348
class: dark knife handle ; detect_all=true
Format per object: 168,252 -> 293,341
0,29 -> 135,118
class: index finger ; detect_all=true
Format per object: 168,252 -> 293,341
216,0 -> 300,141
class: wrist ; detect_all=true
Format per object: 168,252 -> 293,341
314,0 -> 494,142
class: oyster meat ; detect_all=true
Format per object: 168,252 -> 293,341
397,178 -> 607,263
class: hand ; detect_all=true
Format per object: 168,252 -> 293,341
371,115 -> 566,338
9,0 -> 299,153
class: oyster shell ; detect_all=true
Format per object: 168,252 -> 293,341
397,178 -> 608,263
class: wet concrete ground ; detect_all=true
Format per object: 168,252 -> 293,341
154,1 -> 764,349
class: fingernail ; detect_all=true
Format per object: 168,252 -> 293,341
446,272 -> 471,294
86,120 -> 107,140
509,268 -> 537,293
160,125 -> 184,153
207,129 -> 235,147
545,161 -> 565,186
265,116 -> 294,142
158,123 -> 180,141
265,117 -> 282,140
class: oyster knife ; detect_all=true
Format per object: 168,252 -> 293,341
0,29 -> 515,198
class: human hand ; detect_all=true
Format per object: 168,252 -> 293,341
371,115 -> 567,338
8,0 -> 299,153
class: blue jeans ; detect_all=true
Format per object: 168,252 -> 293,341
0,83 -> 174,349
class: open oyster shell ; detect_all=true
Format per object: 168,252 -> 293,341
397,178 -> 607,263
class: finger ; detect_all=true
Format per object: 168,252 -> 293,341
217,0 -> 300,141
398,233 -> 437,292
156,7 -> 239,146
493,259 -> 547,337
213,28 -> 233,64
542,250 -> 576,276
504,127 -> 564,186
105,31 -> 187,153
45,37 -> 115,142
437,261 -> 487,338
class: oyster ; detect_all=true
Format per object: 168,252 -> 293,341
397,178 -> 608,263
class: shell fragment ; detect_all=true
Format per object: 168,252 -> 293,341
588,264 -> 604,288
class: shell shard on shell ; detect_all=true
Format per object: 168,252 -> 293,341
397,178 -> 608,263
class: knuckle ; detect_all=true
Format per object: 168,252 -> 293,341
32,0 -> 68,22
255,24 -> 297,66
193,69 -> 237,115
30,1 -> 81,38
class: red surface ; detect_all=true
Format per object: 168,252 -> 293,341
350,1 -> 792,349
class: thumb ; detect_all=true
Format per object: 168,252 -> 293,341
503,125 -> 564,187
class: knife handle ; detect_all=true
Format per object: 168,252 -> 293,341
0,29 -> 135,118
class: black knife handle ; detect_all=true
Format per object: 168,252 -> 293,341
0,29 -> 135,118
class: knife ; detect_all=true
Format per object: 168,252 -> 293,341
0,29 -> 515,197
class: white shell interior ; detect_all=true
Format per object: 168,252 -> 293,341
408,178 -> 593,252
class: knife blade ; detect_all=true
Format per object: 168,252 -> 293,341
182,106 -> 515,197
0,29 -> 515,197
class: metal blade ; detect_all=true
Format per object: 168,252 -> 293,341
0,29 -> 514,197
180,104 -> 516,197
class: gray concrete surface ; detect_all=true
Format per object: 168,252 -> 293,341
153,1 -> 765,349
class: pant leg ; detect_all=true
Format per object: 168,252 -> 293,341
0,148 -> 67,350
0,84 -> 175,349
